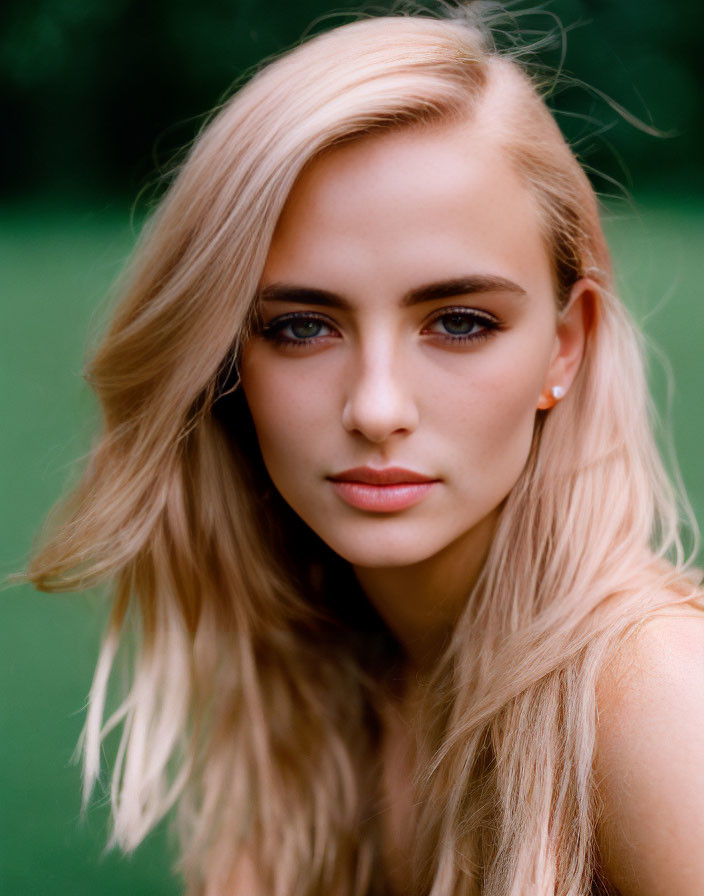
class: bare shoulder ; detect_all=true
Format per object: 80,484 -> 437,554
594,598 -> 704,896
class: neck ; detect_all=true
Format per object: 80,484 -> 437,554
353,508 -> 500,673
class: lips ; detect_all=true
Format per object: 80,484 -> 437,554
327,467 -> 439,512
328,466 -> 437,485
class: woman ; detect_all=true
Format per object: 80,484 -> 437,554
27,6 -> 704,895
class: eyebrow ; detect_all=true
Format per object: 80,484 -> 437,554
256,275 -> 527,310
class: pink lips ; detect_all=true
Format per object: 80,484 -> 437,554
327,466 -> 439,512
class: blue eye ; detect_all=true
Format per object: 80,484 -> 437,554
425,307 -> 499,343
260,313 -> 338,346
259,306 -> 501,349
440,313 -> 479,335
289,319 -> 324,339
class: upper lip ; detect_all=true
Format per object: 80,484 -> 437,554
328,466 -> 438,485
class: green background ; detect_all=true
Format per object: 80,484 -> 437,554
2,1 -> 703,893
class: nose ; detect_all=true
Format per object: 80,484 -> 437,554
341,344 -> 419,443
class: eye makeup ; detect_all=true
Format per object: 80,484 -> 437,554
257,306 -> 503,348
259,311 -> 340,348
421,306 -> 502,345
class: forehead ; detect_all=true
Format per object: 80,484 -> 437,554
262,116 -> 554,304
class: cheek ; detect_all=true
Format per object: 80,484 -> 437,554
484,363 -> 542,440
446,336 -> 551,482
239,349 -> 330,480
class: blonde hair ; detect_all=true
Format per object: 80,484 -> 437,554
27,7 -> 703,895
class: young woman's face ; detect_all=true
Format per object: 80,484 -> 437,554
240,122 -> 567,569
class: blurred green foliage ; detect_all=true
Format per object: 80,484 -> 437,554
1,0 -> 703,198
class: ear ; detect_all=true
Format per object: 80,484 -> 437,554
536,278 -> 600,410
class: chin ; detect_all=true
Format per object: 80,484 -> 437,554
317,527 -> 448,570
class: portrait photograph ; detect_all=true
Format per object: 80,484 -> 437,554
2,1 -> 704,894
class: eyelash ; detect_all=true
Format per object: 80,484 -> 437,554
259,307 -> 502,348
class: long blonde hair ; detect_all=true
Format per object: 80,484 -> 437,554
27,6 -> 702,895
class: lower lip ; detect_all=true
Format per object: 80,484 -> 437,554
329,480 -> 437,512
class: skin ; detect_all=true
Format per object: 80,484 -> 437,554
240,119 -> 592,667
593,606 -> 704,896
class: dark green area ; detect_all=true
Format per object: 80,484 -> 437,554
1,0 -> 703,198
2,194 -> 703,894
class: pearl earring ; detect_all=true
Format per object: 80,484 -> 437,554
551,385 -> 565,400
